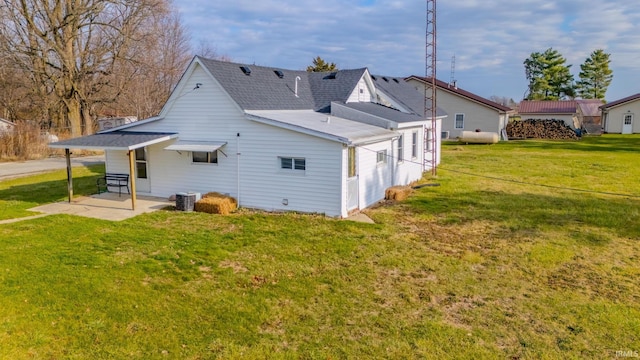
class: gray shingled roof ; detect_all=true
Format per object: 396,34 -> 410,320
49,131 -> 177,150
341,102 -> 425,123
372,75 -> 447,118
198,57 -> 366,112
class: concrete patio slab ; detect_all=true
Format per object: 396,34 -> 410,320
29,192 -> 174,221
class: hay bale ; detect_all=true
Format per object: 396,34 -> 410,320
385,186 -> 412,201
194,192 -> 238,215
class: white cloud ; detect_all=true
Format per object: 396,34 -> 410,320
174,0 -> 640,100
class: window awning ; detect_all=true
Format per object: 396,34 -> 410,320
164,140 -> 227,152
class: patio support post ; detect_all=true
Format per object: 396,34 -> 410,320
65,148 -> 73,202
128,150 -> 137,210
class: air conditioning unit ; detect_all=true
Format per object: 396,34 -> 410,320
441,131 -> 450,139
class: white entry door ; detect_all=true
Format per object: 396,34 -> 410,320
135,147 -> 150,193
623,114 -> 633,134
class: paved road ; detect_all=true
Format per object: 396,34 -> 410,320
0,155 -> 105,181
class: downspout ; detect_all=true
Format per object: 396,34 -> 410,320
391,138 -> 396,186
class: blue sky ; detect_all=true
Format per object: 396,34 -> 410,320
173,0 -> 640,102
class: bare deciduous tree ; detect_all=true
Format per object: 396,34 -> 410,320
98,4 -> 193,119
0,0 -> 164,136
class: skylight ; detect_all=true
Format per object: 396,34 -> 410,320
274,70 -> 284,78
240,66 -> 251,75
324,72 -> 337,80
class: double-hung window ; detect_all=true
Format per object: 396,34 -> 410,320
455,114 -> 465,129
397,135 -> 404,162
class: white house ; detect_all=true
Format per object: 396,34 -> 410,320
600,93 -> 640,134
51,57 -> 444,217
405,76 -> 512,139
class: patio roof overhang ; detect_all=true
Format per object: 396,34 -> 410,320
49,131 -> 178,151
49,131 -> 177,211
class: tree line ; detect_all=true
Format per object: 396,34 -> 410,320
524,48 -> 612,101
0,0 -> 227,137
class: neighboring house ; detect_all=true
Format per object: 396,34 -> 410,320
51,56 -> 445,217
600,93 -> 640,134
0,118 -> 15,134
518,100 -> 579,128
98,116 -> 138,131
404,76 -> 512,140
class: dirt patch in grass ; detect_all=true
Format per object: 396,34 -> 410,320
218,260 -> 248,273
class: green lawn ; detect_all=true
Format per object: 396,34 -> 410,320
0,135 -> 639,359
0,165 -> 104,220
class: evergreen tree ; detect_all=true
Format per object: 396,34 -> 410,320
306,56 -> 337,72
576,49 -> 613,100
524,48 -> 574,100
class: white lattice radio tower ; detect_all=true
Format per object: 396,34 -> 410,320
423,0 -> 437,175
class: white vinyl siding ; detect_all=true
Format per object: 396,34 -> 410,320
393,126 -> 425,185
359,141 -> 392,209
347,77 -> 373,103
105,150 -> 131,175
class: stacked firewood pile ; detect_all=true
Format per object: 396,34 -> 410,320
506,119 -> 578,140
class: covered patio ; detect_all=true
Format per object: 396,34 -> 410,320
49,131 -> 177,210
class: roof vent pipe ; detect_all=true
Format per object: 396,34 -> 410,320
295,76 -> 301,97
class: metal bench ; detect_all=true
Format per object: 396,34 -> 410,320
97,173 -> 130,196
